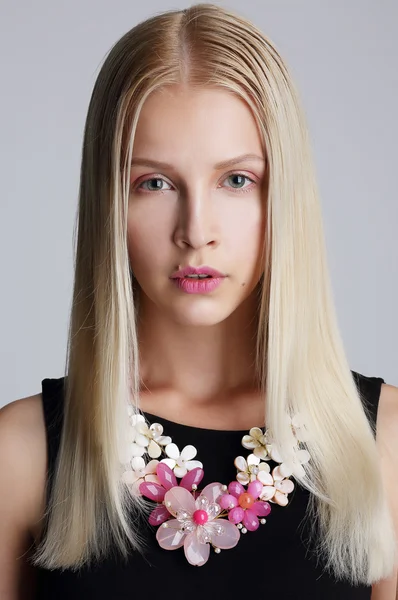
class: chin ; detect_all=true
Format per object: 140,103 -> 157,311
165,300 -> 236,327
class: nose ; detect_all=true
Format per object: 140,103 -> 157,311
173,185 -> 219,250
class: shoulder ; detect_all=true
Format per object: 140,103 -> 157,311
0,393 -> 47,541
371,382 -> 398,598
377,382 -> 398,443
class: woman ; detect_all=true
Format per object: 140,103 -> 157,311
1,3 -> 397,599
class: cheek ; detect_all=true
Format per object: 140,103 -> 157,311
222,202 -> 265,262
127,207 -> 170,273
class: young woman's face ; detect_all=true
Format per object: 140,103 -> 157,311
127,85 -> 267,326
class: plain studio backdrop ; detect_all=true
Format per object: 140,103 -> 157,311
0,0 -> 396,407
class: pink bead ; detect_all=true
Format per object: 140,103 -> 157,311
149,504 -> 170,526
156,463 -> 177,491
252,501 -> 271,517
228,481 -> 245,498
139,481 -> 165,502
193,509 -> 208,525
220,494 -> 238,510
248,480 -> 263,499
242,508 -> 259,532
180,467 -> 204,491
228,506 -> 244,524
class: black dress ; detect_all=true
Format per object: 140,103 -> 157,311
34,371 -> 384,599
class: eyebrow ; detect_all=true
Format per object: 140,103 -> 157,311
130,153 -> 265,170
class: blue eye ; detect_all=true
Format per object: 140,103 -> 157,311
138,178 -> 171,192
134,172 -> 256,195
223,174 -> 254,191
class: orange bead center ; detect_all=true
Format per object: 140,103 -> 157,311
238,492 -> 254,509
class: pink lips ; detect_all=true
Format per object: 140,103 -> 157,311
170,265 -> 226,294
170,265 -> 226,279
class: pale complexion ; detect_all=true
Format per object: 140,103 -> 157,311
127,85 -> 267,429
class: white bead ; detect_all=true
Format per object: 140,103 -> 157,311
192,484 -> 197,491
221,485 -> 228,491
241,527 -> 247,534
260,518 -> 266,525
237,523 -> 243,529
214,547 -> 221,554
162,523 -> 168,528
166,501 -> 171,507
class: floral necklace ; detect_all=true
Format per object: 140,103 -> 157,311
121,408 -> 310,567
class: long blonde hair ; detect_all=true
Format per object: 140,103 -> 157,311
31,3 -> 396,583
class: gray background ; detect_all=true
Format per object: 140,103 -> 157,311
0,0 -> 396,408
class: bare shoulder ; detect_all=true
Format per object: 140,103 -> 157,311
0,393 -> 47,534
377,382 -> 398,442
0,393 -> 47,599
371,382 -> 398,599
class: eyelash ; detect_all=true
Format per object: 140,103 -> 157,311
134,172 -> 257,195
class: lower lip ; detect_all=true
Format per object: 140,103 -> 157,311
171,277 -> 225,294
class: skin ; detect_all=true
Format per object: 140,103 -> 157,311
127,85 -> 268,429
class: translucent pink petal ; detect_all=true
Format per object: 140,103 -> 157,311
180,467 -> 204,491
164,486 -> 196,517
207,519 -> 240,549
139,481 -> 165,502
156,519 -> 186,549
252,501 -> 272,517
184,531 -> 210,566
243,508 -> 260,532
247,480 -> 263,499
200,482 -> 224,505
156,462 -> 177,490
149,504 -> 171,526
228,481 -> 245,498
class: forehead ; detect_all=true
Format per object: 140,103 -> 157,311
131,85 -> 264,164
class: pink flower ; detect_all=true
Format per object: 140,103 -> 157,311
220,480 -> 271,532
139,463 -> 204,526
156,483 -> 240,566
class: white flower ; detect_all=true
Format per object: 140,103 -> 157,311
234,453 -> 274,486
122,457 -> 160,495
266,442 -> 310,478
259,465 -> 295,506
127,411 -> 172,458
161,443 -> 203,478
289,412 -> 310,443
241,427 -> 269,460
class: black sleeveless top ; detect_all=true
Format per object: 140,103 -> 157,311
35,371 -> 384,599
